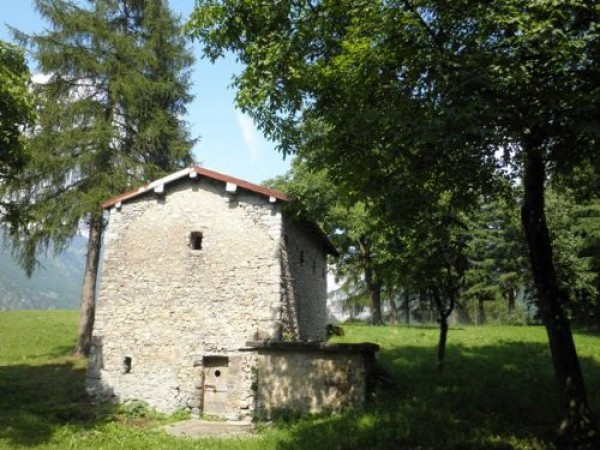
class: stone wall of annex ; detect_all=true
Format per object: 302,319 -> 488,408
87,177 -> 283,417
253,346 -> 372,419
281,217 -> 328,341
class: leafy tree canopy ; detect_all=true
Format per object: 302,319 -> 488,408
0,40 -> 34,183
188,0 -> 598,203
188,0 -> 600,440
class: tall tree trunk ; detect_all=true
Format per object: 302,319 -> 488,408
74,214 -> 104,356
403,288 -> 410,325
437,317 -> 448,370
359,236 -> 384,325
477,298 -> 486,325
370,281 -> 383,325
432,286 -> 453,370
507,288 -> 516,313
521,145 -> 597,442
387,286 -> 398,324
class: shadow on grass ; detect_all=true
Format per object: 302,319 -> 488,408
0,357 -> 115,447
32,344 -> 78,361
274,340 -> 600,450
573,328 -> 600,338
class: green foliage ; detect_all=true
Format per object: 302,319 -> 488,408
545,190 -> 600,324
189,1 -> 600,431
462,190 -> 531,319
547,191 -> 596,305
482,298 -> 531,326
4,310 -> 600,448
187,0 -> 600,268
549,164 -> 600,325
5,0 -> 195,274
0,40 -> 34,180
189,0 -> 598,320
0,40 -> 35,228
119,400 -> 154,419
188,0 -> 600,196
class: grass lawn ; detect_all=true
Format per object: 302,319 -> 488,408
1,311 -> 600,449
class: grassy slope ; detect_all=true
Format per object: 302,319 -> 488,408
1,311 -> 599,449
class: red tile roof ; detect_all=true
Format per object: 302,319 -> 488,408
101,166 -> 338,256
102,166 -> 288,209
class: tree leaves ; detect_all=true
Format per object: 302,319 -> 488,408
0,41 -> 34,183
4,0 -> 195,274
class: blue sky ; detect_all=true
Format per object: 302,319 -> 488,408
0,0 -> 291,185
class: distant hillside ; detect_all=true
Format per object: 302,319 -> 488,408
0,234 -> 86,310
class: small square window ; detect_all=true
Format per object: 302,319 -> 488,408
190,232 -> 203,250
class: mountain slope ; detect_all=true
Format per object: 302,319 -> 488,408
0,235 -> 86,310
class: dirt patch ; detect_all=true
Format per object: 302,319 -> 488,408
163,420 -> 254,438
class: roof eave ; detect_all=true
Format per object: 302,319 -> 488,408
102,166 -> 288,210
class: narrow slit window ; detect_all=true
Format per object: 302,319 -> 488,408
312,259 -> 316,274
300,250 -> 304,265
123,357 -> 132,374
190,232 -> 203,250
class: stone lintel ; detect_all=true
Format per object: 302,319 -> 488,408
241,341 -> 379,354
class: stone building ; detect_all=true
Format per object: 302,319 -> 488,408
87,166 -> 378,420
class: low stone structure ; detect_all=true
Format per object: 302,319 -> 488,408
86,166 -> 377,420
247,341 -> 378,419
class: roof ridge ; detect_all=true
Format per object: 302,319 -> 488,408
101,166 -> 288,209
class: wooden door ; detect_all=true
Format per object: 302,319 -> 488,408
203,357 -> 229,415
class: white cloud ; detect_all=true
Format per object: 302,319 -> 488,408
236,112 -> 260,162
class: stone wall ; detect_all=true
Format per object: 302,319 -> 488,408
281,217 -> 328,341
250,342 -> 378,419
87,178 -> 283,418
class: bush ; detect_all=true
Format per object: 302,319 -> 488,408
483,301 -> 529,326
119,400 -> 153,418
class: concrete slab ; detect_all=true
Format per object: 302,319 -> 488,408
163,420 -> 254,439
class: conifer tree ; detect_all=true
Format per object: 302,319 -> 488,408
464,192 -> 530,323
8,0 -> 195,355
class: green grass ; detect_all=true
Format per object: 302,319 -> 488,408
1,311 -> 600,449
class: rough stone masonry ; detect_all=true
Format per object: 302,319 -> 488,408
86,167 -> 377,420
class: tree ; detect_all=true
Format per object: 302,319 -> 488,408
8,0 -> 194,356
397,196 -> 470,369
267,158 -> 389,325
0,40 -> 34,223
464,190 -> 530,324
555,163 -> 600,328
188,0 -> 600,441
